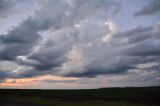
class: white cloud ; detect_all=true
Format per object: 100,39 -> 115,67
136,62 -> 159,69
102,19 -> 118,43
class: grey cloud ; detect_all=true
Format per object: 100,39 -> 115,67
116,26 -> 160,56
65,65 -> 134,78
44,79 -> 78,83
0,69 -> 17,82
0,70 -> 10,82
0,16 -> 51,44
0,0 -> 37,19
1,0 -> 159,84
16,22 -> 160,78
34,0 -> 121,29
0,0 -> 120,61
1,0 -> 120,73
64,23 -> 160,78
0,0 -> 16,18
134,0 -> 160,17
144,65 -> 160,71
17,28 -> 75,71
0,17 -> 41,60
124,43 -> 160,56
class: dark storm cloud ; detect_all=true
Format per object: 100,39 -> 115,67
0,17 -> 42,60
134,0 -> 160,17
1,0 -> 120,72
16,29 -> 75,71
0,68 -> 40,82
0,70 -> 10,82
0,0 -> 121,80
0,0 -> 159,81
65,65 -> 134,78
0,69 -> 17,82
118,26 -> 160,56
65,24 -> 160,78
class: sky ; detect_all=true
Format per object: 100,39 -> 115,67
0,0 -> 160,89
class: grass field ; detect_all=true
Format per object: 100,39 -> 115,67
0,86 -> 159,106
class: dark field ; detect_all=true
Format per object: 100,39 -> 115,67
0,86 -> 160,106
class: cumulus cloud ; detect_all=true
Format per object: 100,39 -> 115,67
0,17 -> 42,60
134,0 -> 160,17
64,23 -> 160,78
0,0 -> 121,81
0,0 -> 159,87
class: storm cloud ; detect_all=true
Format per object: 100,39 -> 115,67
0,0 -> 159,88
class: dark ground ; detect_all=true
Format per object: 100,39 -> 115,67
0,86 -> 160,106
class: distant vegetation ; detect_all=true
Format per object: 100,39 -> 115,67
0,86 -> 159,106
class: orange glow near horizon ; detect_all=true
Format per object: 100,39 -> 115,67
0,74 -> 80,88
